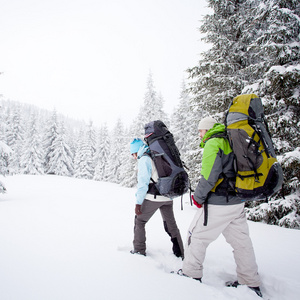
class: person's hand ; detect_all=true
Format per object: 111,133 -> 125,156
192,195 -> 202,208
135,204 -> 142,215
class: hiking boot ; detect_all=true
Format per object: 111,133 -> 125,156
225,280 -> 240,288
174,252 -> 184,260
130,250 -> 146,256
226,281 -> 262,298
249,286 -> 263,298
176,269 -> 202,282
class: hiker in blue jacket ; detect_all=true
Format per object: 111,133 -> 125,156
130,138 -> 184,258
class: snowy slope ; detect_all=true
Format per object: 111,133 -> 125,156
0,175 -> 299,300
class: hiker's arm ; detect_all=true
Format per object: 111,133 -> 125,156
135,156 -> 152,205
194,140 -> 222,204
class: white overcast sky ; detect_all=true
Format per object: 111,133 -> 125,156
0,0 -> 211,128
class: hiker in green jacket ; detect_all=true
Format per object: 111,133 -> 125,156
181,116 -> 262,297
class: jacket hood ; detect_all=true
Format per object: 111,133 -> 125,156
200,123 -> 225,148
137,144 -> 150,159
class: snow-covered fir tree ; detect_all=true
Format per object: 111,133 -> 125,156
188,0 -> 251,118
94,124 -> 110,182
118,125 -> 138,188
20,113 -> 44,175
86,121 -> 97,170
0,141 -> 12,177
188,0 -> 300,227
73,127 -> 94,180
243,0 -> 300,153
4,104 -> 24,174
170,80 -> 197,158
120,72 -> 169,188
134,72 -> 168,136
43,110 -> 60,174
242,0 -> 300,228
46,121 -> 74,176
106,119 -> 126,184
5,104 -> 23,149
170,80 -> 205,188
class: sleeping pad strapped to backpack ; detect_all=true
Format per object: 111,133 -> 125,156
225,94 -> 283,200
144,120 -> 189,199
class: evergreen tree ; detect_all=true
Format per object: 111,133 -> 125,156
47,121 -> 74,176
5,104 -> 22,148
121,73 -> 169,187
170,80 -> 205,188
242,0 -> 300,228
189,0 -> 300,227
106,119 -> 125,184
243,0 -> 300,153
118,125 -> 138,188
171,80 -> 195,157
188,0 -> 251,117
5,105 -> 24,174
73,127 -> 94,179
0,141 -> 12,176
43,110 -> 59,174
134,72 -> 168,136
94,124 -> 110,181
86,121 -> 97,170
20,113 -> 44,175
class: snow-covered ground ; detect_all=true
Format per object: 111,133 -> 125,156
0,175 -> 299,300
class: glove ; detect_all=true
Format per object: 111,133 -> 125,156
192,195 -> 202,208
135,204 -> 142,215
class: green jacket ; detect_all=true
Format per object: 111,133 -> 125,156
194,123 -> 242,205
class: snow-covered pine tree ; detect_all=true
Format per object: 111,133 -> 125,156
188,0 -> 251,118
118,124 -> 138,188
106,119 -> 125,184
170,80 -> 196,158
20,113 -> 44,175
243,0 -> 300,153
43,110 -> 59,174
189,0 -> 300,227
242,0 -> 300,228
134,72 -> 168,136
86,121 -> 97,171
5,104 -> 24,174
170,80 -> 205,188
120,72 -> 169,187
186,1 -> 250,187
94,124 -> 110,182
46,121 -> 74,176
0,140 -> 12,177
73,126 -> 94,180
5,104 -> 22,148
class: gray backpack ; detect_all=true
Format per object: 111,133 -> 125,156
144,120 -> 189,198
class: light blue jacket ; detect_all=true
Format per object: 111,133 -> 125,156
135,144 -> 152,205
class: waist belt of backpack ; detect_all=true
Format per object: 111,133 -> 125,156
203,200 -> 208,226
148,177 -> 160,199
214,173 -> 236,202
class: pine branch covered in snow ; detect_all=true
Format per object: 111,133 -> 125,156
185,0 -> 300,228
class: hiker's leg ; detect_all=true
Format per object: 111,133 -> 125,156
222,204 -> 260,287
133,200 -> 160,254
159,201 -> 184,257
182,205 -> 230,279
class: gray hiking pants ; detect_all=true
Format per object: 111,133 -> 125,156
182,203 -> 260,287
133,200 -> 184,257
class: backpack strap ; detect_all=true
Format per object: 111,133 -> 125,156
142,152 -> 158,198
202,132 -> 230,226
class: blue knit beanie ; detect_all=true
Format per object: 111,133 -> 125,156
130,138 -> 145,154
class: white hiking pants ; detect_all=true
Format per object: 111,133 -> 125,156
182,203 -> 260,287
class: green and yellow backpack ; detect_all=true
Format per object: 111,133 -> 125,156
225,94 -> 283,200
